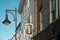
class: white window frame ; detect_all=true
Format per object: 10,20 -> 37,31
50,0 -> 53,23
50,0 -> 56,23
40,12 -> 43,31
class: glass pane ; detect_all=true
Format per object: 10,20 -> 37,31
51,0 -> 56,11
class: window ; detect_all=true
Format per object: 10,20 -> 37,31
40,11 -> 43,31
51,0 -> 56,21
50,0 -> 56,23
52,9 -> 56,21
39,8 -> 43,32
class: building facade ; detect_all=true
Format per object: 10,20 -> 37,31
16,22 -> 21,40
18,0 -> 60,40
32,0 -> 60,40
18,0 -> 34,40
33,0 -> 59,35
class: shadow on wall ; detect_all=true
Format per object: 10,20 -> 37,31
32,18 -> 60,40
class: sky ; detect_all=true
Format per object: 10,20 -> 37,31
0,0 -> 21,40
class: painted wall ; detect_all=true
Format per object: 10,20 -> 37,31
20,0 -> 34,40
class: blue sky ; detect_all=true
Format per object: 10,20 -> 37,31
0,0 -> 21,40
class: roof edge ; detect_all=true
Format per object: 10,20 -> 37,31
18,0 -> 25,14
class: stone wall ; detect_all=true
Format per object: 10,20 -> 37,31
42,0 -> 50,29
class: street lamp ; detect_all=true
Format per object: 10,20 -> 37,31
2,8 -> 17,40
2,8 -> 17,28
2,13 -> 11,25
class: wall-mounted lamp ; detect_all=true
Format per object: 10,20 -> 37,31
2,13 -> 11,25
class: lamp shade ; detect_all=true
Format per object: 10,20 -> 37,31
2,14 -> 11,25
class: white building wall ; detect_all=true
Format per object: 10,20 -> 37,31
24,0 -> 34,40
28,0 -> 34,36
20,0 -> 34,40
